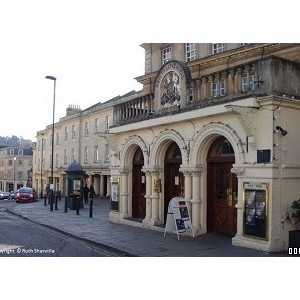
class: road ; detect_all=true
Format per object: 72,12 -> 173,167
0,206 -> 124,257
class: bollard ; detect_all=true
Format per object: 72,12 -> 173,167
76,195 -> 80,215
89,198 -> 93,218
50,191 -> 53,211
44,194 -> 47,206
55,194 -> 58,210
64,195 -> 68,213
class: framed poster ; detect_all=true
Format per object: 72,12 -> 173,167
243,182 -> 268,239
110,177 -> 120,211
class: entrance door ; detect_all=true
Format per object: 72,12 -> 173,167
207,137 -> 237,236
132,148 -> 146,219
164,142 -> 184,222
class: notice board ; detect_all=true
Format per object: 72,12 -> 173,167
164,197 -> 194,240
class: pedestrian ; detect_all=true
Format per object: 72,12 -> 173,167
89,185 -> 95,201
83,184 -> 90,204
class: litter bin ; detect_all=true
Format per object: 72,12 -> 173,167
69,194 -> 83,210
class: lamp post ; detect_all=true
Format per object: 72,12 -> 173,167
45,75 -> 56,212
40,135 -> 45,204
13,156 -> 16,193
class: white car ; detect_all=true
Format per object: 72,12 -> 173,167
0,191 -> 10,200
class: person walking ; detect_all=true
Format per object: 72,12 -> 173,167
83,184 -> 90,204
89,184 -> 95,201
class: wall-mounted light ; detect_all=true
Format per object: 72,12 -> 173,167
276,126 -> 288,136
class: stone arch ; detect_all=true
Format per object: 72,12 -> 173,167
190,122 -> 245,165
151,129 -> 189,166
120,135 -> 149,169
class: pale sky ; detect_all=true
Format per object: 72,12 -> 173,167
0,1 -> 296,141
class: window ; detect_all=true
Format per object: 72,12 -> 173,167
18,149 -> 23,155
95,118 -> 100,133
105,116 -> 110,132
242,75 -> 255,92
71,148 -> 75,162
55,153 -> 59,167
18,160 -> 23,166
212,43 -> 225,54
17,171 -> 22,180
85,122 -> 89,136
72,125 -> 76,139
189,87 -> 194,102
104,144 -> 110,162
84,147 -> 88,164
186,43 -> 196,62
94,145 -> 99,162
64,149 -> 67,165
162,46 -> 171,65
10,149 -> 14,155
212,80 -> 226,97
64,127 -> 68,140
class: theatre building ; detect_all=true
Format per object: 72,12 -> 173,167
107,43 -> 300,252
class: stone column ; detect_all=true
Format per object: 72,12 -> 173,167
180,168 -> 192,215
142,168 -> 152,224
235,67 -> 243,93
191,166 -> 204,232
201,77 -> 208,100
228,69 -> 236,95
98,175 -> 104,197
120,168 -> 130,218
207,75 -> 213,99
150,168 -> 161,225
231,166 -> 245,237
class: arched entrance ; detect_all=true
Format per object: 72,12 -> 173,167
132,148 -> 146,219
207,137 -> 237,236
164,142 -> 184,222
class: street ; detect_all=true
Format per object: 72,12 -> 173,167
0,203 -> 124,257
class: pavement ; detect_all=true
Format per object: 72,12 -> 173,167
2,197 -> 290,257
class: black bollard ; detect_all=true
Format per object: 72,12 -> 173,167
64,195 -> 68,213
50,191 -> 53,211
76,195 -> 79,215
55,194 -> 58,210
44,194 -> 47,206
89,198 -> 93,218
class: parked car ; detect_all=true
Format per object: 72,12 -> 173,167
10,191 -> 15,200
15,187 -> 37,203
0,191 -> 10,200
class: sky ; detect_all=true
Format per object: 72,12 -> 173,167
0,1 -> 297,141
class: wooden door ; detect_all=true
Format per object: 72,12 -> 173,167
132,148 -> 146,219
164,142 -> 184,223
207,137 -> 237,236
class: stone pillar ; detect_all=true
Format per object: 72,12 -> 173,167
231,166 -> 245,237
207,75 -> 213,99
196,79 -> 201,101
228,69 -> 236,95
180,168 -> 192,215
201,77 -> 208,100
142,168 -> 152,224
120,169 -> 130,218
191,167 -> 204,232
235,67 -> 243,93
150,168 -> 161,225
99,175 -> 104,197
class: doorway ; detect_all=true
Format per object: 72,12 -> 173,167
207,137 -> 237,236
164,142 -> 184,222
132,148 -> 146,219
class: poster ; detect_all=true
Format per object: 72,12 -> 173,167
164,197 -> 194,239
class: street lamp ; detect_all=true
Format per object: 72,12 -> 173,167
45,75 -> 56,212
40,134 -> 45,204
13,156 -> 17,193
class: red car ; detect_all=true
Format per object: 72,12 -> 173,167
15,187 -> 37,203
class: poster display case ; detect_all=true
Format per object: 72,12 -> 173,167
243,182 -> 268,239
110,177 -> 120,211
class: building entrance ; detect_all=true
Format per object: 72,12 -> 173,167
164,142 -> 184,223
132,148 -> 146,219
207,137 -> 237,236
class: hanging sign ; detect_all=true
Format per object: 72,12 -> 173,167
164,197 -> 194,240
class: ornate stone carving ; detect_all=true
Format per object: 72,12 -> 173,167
231,167 -> 245,176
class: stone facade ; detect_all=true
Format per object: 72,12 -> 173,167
33,43 -> 300,252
